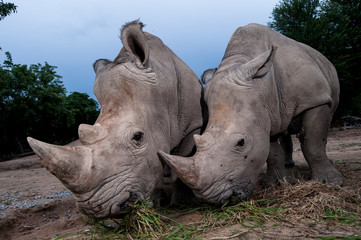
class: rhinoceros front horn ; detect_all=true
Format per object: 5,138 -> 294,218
27,137 -> 92,193
157,150 -> 199,188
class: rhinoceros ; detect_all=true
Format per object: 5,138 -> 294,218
27,20 -> 205,217
159,23 -> 343,205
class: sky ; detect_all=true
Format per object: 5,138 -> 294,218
1,0 -> 280,101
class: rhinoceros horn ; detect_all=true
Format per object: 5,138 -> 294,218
157,150 -> 199,188
27,137 -> 92,193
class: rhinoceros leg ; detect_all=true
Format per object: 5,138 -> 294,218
299,105 -> 343,185
279,134 -> 295,168
262,141 -> 287,187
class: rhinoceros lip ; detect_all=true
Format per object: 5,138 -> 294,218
117,201 -> 129,213
228,188 -> 251,204
109,191 -> 132,217
214,188 -> 251,206
197,180 -> 253,206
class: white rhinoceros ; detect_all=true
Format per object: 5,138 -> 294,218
27,21 -> 205,218
159,23 -> 342,205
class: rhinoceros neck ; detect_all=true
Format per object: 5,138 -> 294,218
144,32 -> 205,155
167,55 -> 204,154
218,54 -> 250,71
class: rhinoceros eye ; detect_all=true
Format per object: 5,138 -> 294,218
132,132 -> 144,142
236,139 -> 245,147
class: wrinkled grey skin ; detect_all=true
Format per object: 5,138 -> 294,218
27,21 -> 204,218
159,23 -> 342,205
203,69 -> 296,169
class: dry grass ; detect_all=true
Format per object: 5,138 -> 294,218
253,179 -> 361,223
79,180 -> 360,239
53,163 -> 361,239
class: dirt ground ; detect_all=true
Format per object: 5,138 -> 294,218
0,128 -> 360,240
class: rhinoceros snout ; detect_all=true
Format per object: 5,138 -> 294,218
78,190 -> 133,218
78,123 -> 108,145
232,189 -> 248,199
227,188 -> 251,205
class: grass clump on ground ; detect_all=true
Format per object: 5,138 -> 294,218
79,197 -> 285,239
88,180 -> 360,239
53,179 -> 361,239
254,180 -> 361,225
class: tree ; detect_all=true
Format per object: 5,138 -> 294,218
329,0 -> 361,116
63,92 -> 99,142
0,52 -> 99,157
268,0 -> 322,46
0,0 -> 17,21
0,1 -> 17,52
0,2 -> 100,158
0,52 -> 70,154
268,0 -> 361,118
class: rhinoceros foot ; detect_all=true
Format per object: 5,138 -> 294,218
262,141 -> 290,188
284,158 -> 295,168
311,165 -> 343,186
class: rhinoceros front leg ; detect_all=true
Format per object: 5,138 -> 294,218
279,134 -> 295,168
299,105 -> 343,185
262,141 -> 287,187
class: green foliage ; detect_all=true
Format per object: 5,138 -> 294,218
202,199 -> 283,229
0,52 -> 99,156
85,199 -> 199,239
0,0 -> 17,21
62,92 -> 99,142
318,235 -> 361,240
324,207 -> 361,226
268,0 -> 322,45
268,0 -> 361,118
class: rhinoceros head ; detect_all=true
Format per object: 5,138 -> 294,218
28,21 -> 204,218
158,48 -> 275,205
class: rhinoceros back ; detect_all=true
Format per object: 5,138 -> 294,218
222,23 -> 339,125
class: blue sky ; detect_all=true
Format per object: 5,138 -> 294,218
1,0 -> 279,101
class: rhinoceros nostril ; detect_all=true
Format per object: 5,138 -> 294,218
232,189 -> 248,200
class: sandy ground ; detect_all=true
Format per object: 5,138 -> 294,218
0,128 -> 360,239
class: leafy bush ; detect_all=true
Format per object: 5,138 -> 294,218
269,0 -> 361,119
0,52 -> 99,158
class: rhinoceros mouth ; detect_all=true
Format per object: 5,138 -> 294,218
109,193 -> 134,218
196,180 -> 254,205
78,191 -> 144,219
110,191 -> 147,218
75,173 -> 151,218
115,201 -> 129,213
228,187 -> 253,204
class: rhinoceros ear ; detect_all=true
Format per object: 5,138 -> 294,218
240,46 -> 276,79
93,59 -> 112,75
201,68 -> 217,85
121,20 -> 150,68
